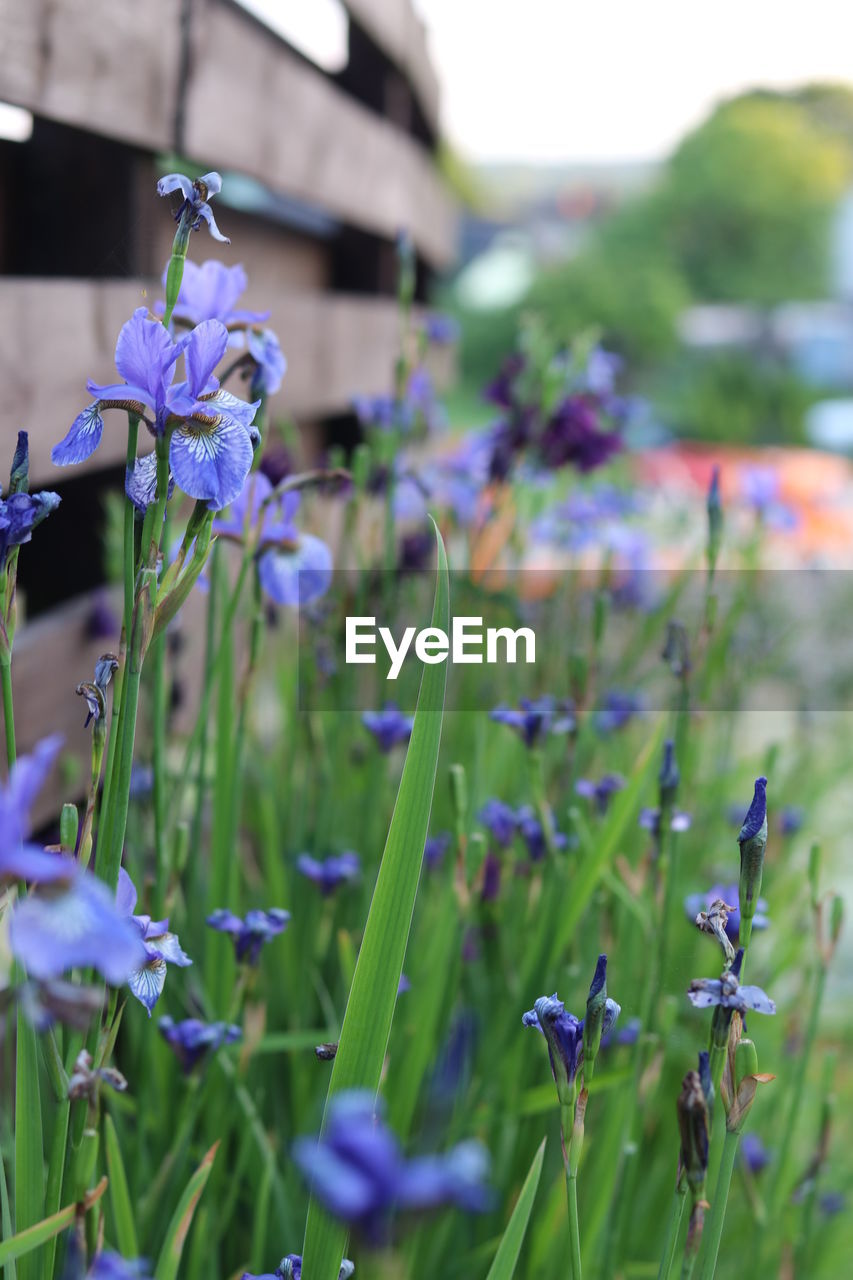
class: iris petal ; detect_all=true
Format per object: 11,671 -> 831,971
169,414 -> 253,510
51,403 -> 104,466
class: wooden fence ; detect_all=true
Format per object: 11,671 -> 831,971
0,0 -> 455,814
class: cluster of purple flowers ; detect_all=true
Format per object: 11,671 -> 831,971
362,703 -> 414,752
296,851 -> 360,896
490,695 -> 575,748
478,798 -> 568,863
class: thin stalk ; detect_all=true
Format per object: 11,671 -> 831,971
561,1099 -> 583,1280
698,1129 -> 740,1280
658,1179 -> 688,1280
769,963 -> 826,1213
152,628 -> 168,913
1,661 -> 15,768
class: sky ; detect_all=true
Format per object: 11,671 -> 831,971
413,0 -> 853,165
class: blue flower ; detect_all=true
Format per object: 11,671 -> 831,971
540,396 -> 623,472
362,703 -> 414,752
158,259 -> 268,327
477,798 -> 517,848
524,984 -> 621,1103
779,805 -> 803,836
291,1090 -> 490,1242
243,1257 -> 354,1280
424,833 -> 451,869
639,807 -> 692,837
684,884 -> 769,942
248,328 -> 287,396
52,309 -> 259,511
9,868 -> 147,987
116,868 -> 192,1014
0,735 -> 68,884
595,690 -> 643,733
157,171 -> 229,242
515,805 -> 568,860
0,489 -> 61,568
159,1016 -> 242,1073
423,313 -> 459,345
740,1133 -> 771,1175
296,852 -> 360,896
214,473 -> 332,606
490,696 -> 575,748
687,960 -> 776,1015
64,1238 -> 152,1279
738,776 -> 768,845
575,774 -> 626,815
206,907 -> 290,964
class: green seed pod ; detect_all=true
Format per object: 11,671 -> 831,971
60,803 -> 79,854
735,1037 -> 759,1093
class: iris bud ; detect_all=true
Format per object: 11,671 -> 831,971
10,431 -> 29,494
582,954 -> 608,1083
707,465 -> 723,574
658,739 -> 680,808
738,777 -> 768,946
60,803 -> 79,854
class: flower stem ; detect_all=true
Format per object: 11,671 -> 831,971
658,1178 -> 688,1280
769,962 -> 826,1214
698,1129 -> 740,1280
561,1097 -> 584,1280
0,659 -> 15,769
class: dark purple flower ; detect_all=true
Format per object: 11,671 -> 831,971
116,869 -> 192,1014
684,884 -> 769,942
738,777 -> 768,845
244,1256 -> 354,1280
0,735 -> 68,884
480,851 -> 502,902
477,798 -> 517,847
819,1191 -> 846,1216
490,695 -> 574,748
362,703 -> 414,752
540,396 -> 623,473
399,529 -> 435,574
159,1016 -> 241,1073
64,1238 -> 151,1280
52,309 -> 259,511
206,907 -> 290,964
296,852 -> 360,896
424,833 -> 451,869
515,805 -> 568,860
740,1133 -> 771,1175
85,592 -> 120,641
524,969 -> 621,1104
0,489 -> 61,568
291,1090 -> 490,1242
157,171 -> 229,242
595,690 -> 643,733
483,355 -> 525,410
575,774 -> 625,816
779,806 -> 803,837
600,1016 -> 641,1050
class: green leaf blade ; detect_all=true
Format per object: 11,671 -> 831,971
301,523 -> 450,1280
154,1141 -> 218,1280
485,1138 -> 547,1280
104,1112 -> 139,1260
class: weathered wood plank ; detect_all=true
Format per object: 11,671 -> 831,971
343,0 -> 440,134
184,1 -> 454,266
0,0 -> 181,151
0,0 -> 454,266
0,278 -> 431,487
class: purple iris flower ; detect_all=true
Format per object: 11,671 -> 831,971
51,308 -> 260,511
740,1133 -> 771,1175
291,1090 -> 491,1242
64,1239 -> 151,1280
0,735 -> 68,884
478,798 -> 517,848
684,884 -> 769,942
595,690 -> 643,733
157,171 -> 229,242
362,703 -> 414,752
779,805 -> 803,836
600,1016 -> 641,1050
515,805 -> 568,860
158,259 -> 268,328
424,833 -> 451,869
0,489 -> 60,568
480,851 -> 502,902
523,989 -> 620,1102
490,696 -> 575,748
583,347 -> 623,396
206,907 -> 290,963
575,774 -> 626,815
296,852 -> 360,896
159,1016 -> 242,1073
540,396 -> 623,473
247,328 -> 287,396
423,313 -> 460,345
398,974 -> 411,996
9,868 -> 147,987
213,472 -> 332,606
687,963 -> 776,1015
639,807 -> 692,837
740,466 -> 798,530
116,869 -> 192,1014
483,354 -> 525,409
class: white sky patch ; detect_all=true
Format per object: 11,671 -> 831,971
413,0 -> 853,163
0,102 -> 33,143
235,0 -> 349,73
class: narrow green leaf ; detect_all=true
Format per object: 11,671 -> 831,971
0,1146 -> 17,1280
301,523 -> 450,1280
154,1141 -> 219,1280
485,1138 -> 547,1280
14,1001 -> 44,1280
104,1113 -> 139,1259
0,1178 -> 107,1266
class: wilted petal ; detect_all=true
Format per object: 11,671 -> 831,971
195,201 -> 230,243
51,403 -> 104,466
157,173 -> 195,199
737,984 -> 776,1015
